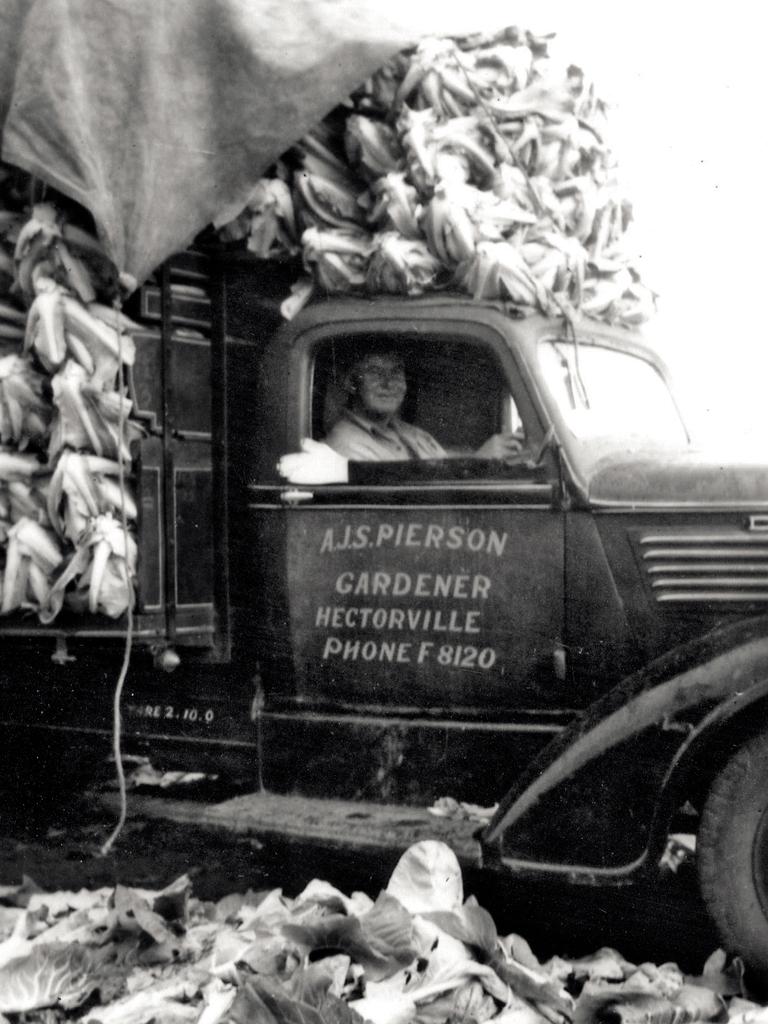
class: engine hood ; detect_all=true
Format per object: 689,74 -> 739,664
586,447 -> 768,507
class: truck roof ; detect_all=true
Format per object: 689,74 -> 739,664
285,292 -> 665,369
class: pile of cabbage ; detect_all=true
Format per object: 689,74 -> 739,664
219,27 -> 654,328
0,840 -> 759,1023
0,167 -> 139,623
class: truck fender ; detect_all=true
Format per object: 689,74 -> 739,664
481,616 -> 768,860
654,686 -> 768,841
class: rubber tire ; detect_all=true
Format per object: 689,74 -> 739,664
698,730 -> 768,983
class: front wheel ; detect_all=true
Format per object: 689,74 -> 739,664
698,730 -> 768,983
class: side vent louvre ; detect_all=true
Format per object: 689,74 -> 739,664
640,531 -> 768,605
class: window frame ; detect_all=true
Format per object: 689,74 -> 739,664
299,320 -> 555,487
537,337 -> 689,448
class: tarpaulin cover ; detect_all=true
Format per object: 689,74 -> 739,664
0,0 -> 512,288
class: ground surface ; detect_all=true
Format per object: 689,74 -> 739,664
0,776 -> 720,976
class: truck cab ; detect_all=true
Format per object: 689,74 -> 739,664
247,293 -> 768,972
245,291 -> 765,808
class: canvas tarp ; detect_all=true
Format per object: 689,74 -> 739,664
0,0 -> 513,288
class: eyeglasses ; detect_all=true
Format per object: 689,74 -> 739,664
358,365 -> 406,385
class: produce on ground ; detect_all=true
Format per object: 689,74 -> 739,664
0,840 -> 761,1023
218,27 -> 653,328
0,167 -> 139,623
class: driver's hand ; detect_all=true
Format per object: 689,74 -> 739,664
474,432 -> 525,460
277,439 -> 349,484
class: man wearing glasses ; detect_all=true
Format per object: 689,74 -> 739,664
324,349 -> 523,462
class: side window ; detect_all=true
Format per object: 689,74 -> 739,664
311,335 -> 533,475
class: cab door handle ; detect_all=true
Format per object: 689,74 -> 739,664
280,489 -> 314,505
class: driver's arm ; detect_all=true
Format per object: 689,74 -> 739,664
473,431 -> 526,459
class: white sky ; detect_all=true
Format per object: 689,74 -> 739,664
407,2 -> 767,447
544,4 -> 768,448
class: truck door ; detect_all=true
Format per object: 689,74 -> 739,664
248,308 -> 567,800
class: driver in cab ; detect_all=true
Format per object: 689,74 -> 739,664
278,348 -> 524,484
325,350 -> 523,461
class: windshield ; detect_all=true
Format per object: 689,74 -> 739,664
538,339 -> 689,448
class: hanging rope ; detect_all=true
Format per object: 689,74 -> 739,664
99,295 -> 135,857
550,295 -> 590,409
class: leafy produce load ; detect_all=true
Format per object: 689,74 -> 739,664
0,841 -> 760,1023
218,28 -> 653,327
0,167 -> 140,623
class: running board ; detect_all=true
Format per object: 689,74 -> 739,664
97,790 -> 484,867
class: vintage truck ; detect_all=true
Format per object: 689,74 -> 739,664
1,245 -> 767,974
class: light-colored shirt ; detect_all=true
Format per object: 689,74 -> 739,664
324,408 -> 446,461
